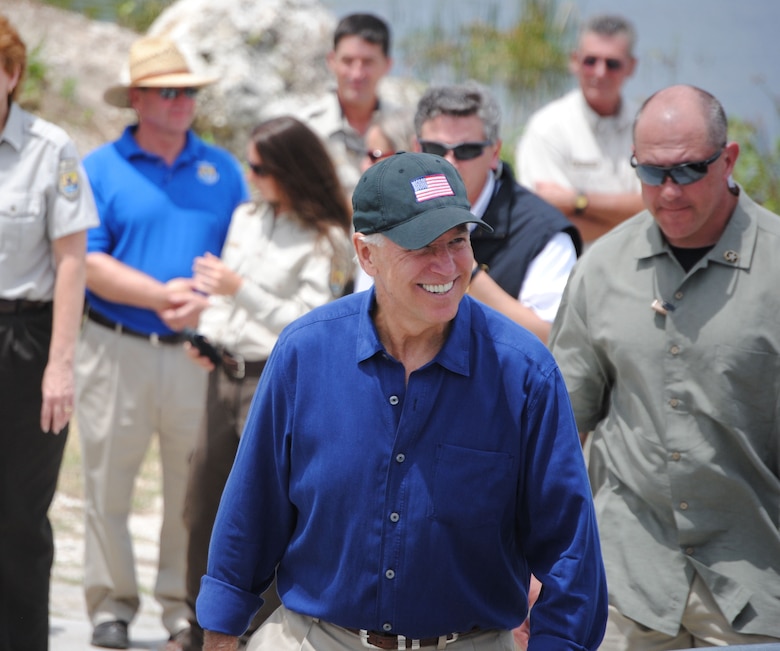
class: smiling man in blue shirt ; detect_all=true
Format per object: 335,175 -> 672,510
197,152 -> 607,651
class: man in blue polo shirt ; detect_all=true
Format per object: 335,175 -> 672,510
197,152 -> 607,651
75,36 -> 248,650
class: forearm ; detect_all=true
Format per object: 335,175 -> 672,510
49,235 -> 88,367
566,192 -> 644,243
86,252 -> 169,311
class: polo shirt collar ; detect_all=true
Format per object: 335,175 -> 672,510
355,287 -> 472,377
115,124 -> 201,164
0,103 -> 25,151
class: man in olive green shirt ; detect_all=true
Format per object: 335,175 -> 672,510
550,84 -> 780,650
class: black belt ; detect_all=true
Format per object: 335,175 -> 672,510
0,299 -> 52,314
344,627 -> 480,649
86,309 -> 185,345
221,350 -> 266,381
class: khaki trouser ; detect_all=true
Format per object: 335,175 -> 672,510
600,573 -> 780,650
245,605 -> 516,651
76,318 -> 207,635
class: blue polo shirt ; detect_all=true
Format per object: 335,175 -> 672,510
83,126 -> 248,334
197,290 -> 607,650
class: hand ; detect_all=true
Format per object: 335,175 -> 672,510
513,574 -> 543,650
158,279 -> 210,331
40,359 -> 75,434
184,341 -> 217,371
193,252 -> 242,297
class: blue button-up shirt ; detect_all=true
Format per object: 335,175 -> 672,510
197,290 -> 607,650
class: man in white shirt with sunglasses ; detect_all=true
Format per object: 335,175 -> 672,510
516,14 -> 643,245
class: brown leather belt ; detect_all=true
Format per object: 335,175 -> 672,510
86,308 -> 185,345
0,299 -> 52,314
345,627 -> 478,649
221,350 -> 266,381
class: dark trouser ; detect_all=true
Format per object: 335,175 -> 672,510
183,362 -> 281,649
0,305 -> 66,651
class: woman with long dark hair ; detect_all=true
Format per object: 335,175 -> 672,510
177,116 -> 352,651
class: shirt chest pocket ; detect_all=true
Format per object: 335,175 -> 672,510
0,192 -> 45,253
427,443 -> 514,529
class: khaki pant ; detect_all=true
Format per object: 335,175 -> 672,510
600,574 -> 780,650
76,318 -> 207,635
245,605 -> 515,651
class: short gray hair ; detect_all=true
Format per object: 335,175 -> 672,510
357,232 -> 386,247
581,15 -> 637,55
414,81 -> 501,143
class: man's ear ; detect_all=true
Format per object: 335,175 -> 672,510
353,233 -> 378,277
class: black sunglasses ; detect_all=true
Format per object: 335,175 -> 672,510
365,149 -> 393,164
247,162 -> 271,177
155,87 -> 199,100
631,148 -> 724,186
582,55 -> 624,71
419,140 -> 492,161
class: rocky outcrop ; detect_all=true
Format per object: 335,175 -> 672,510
4,0 -> 421,158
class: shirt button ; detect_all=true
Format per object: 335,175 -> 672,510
395,453 -> 405,463
385,569 -> 395,579
389,395 -> 399,405
675,291 -> 684,300
383,623 -> 392,632
671,452 -> 681,461
670,345 -> 680,355
389,512 -> 400,523
685,547 -> 695,555
680,501 -> 689,510
669,398 -> 680,408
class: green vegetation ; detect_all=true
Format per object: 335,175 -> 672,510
42,0 -> 173,32
403,0 -> 575,148
731,116 -> 780,213
20,42 -> 48,109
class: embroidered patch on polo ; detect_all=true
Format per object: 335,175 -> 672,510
411,174 -> 454,202
197,161 -> 220,185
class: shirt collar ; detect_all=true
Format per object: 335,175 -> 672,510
470,171 -> 496,219
115,124 -> 200,164
355,287 -> 472,377
576,88 -> 633,134
634,190 -> 756,271
0,103 -> 25,151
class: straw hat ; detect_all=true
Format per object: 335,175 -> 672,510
104,35 -> 218,108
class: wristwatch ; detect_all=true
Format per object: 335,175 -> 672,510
574,191 -> 589,215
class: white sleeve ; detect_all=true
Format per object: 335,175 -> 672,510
518,232 -> 578,322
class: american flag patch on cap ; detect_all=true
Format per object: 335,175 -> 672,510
411,174 -> 454,202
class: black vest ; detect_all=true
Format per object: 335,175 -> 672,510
471,164 -> 582,298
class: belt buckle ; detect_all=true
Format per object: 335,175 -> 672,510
359,630 -> 424,650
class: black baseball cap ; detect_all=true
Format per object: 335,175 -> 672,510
352,152 -> 492,250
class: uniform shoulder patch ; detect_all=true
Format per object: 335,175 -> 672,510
58,159 -> 81,201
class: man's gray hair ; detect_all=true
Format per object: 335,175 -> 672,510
358,232 -> 386,247
414,81 -> 501,143
581,15 -> 637,55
